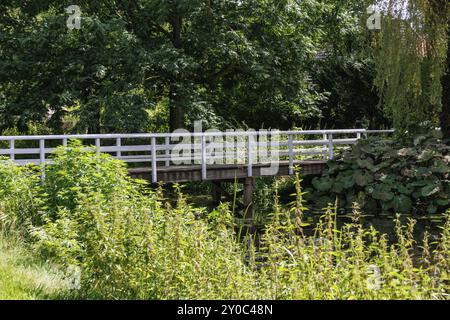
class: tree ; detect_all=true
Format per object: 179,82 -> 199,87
305,0 -> 389,129
370,0 -> 449,136
0,1 -> 151,133
0,0 -> 332,133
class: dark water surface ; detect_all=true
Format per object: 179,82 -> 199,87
187,194 -> 446,243
302,211 -> 445,242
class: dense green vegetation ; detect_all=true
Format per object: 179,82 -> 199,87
309,127 -> 450,214
373,0 -> 449,137
0,1 -> 447,134
0,0 -> 390,133
0,0 -> 449,301
1,146 -> 450,299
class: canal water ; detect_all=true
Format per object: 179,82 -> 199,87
301,212 -> 445,243
186,194 -> 446,243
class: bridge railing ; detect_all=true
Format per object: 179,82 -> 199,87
0,129 -> 394,182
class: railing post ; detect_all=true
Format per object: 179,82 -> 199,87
247,133 -> 254,177
323,133 -> 328,160
95,138 -> 101,156
62,138 -> 68,147
201,135 -> 207,180
116,138 -> 122,158
288,134 -> 294,175
39,139 -> 46,181
328,133 -> 334,160
165,136 -> 170,167
9,140 -> 14,161
39,139 -> 45,164
236,133 -> 245,165
151,137 -> 157,183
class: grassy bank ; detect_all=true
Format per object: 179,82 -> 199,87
0,235 -> 65,299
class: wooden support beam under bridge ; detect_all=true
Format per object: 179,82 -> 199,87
128,160 -> 327,183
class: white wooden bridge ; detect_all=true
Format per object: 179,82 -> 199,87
0,129 -> 393,215
0,129 -> 392,181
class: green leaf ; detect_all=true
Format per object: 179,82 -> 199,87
396,184 -> 413,195
417,150 -> 438,162
340,175 -> 355,189
427,204 -> 438,214
372,187 -> 394,202
397,148 -> 415,157
331,182 -> 344,193
312,177 -> 332,192
353,171 -> 373,187
421,184 -> 441,197
357,158 -> 374,170
430,162 -> 449,174
436,198 -> 450,206
393,195 -> 413,213
414,135 -> 427,146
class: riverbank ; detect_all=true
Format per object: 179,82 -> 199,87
0,235 -> 65,299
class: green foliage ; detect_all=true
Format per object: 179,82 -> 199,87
1,145 -> 450,299
43,140 -> 140,215
0,235 -> 66,299
309,56 -> 389,129
260,204 -> 450,299
371,0 -> 449,133
0,158 -> 41,233
0,0 -> 380,133
308,129 -> 450,214
0,5 -> 151,133
29,143 -> 252,299
35,153 -> 254,298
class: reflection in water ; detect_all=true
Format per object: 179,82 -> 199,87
187,194 -> 445,243
302,211 -> 444,243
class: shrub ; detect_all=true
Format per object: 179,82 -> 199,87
307,129 -> 450,214
0,158 -> 41,233
42,140 -> 141,217
35,187 -> 260,299
258,202 -> 450,299
35,145 -> 257,299
5,143 -> 448,300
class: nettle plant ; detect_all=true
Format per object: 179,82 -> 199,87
2,143 -> 450,299
0,158 -> 42,233
307,128 -> 450,214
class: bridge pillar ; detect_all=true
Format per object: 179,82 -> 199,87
211,181 -> 223,206
243,177 -> 255,223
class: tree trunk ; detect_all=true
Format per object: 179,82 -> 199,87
440,19 -> 450,139
168,15 -> 185,132
87,105 -> 101,134
169,84 -> 184,131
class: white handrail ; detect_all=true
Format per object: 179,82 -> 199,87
0,129 -> 394,141
0,129 -> 394,183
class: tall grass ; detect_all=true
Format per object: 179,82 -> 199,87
0,143 -> 449,300
0,235 -> 65,299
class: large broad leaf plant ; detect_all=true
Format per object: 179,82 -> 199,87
307,128 -> 450,214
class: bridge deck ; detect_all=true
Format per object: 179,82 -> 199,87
128,160 -> 327,183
